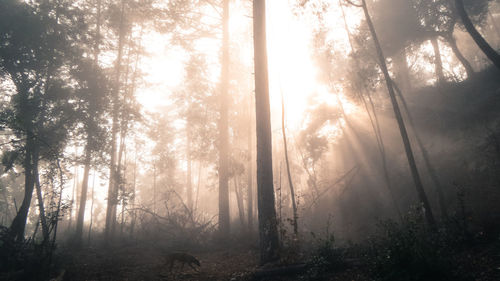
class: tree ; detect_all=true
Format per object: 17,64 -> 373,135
347,0 -> 437,228
281,94 -> 298,236
75,0 -> 108,245
454,0 -> 500,70
253,0 -> 280,264
218,0 -> 231,238
0,0 -> 95,241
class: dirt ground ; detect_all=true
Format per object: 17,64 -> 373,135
60,244 -> 374,281
59,240 -> 500,281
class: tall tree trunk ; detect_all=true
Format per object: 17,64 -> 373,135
281,94 -> 298,236
455,0 -> 500,70
339,0 -> 401,219
33,153 -> 49,243
88,170 -> 96,243
445,34 -> 475,78
130,146 -> 137,237
218,0 -> 230,237
360,0 -> 436,229
194,161 -> 202,214
247,100 -> 254,233
82,0 -> 101,245
253,0 -> 280,264
75,144 -> 91,244
186,128 -> 193,210
105,0 -> 125,242
431,37 -> 445,83
234,178 -> 246,229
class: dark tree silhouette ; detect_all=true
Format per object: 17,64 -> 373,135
253,0 -> 280,264
455,0 -> 500,70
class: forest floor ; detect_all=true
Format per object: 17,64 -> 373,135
58,237 -> 500,281
60,242 -> 373,281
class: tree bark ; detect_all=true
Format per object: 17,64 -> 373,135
360,0 -> 436,229
430,37 -> 445,83
455,0 -> 500,71
253,0 -> 280,264
281,94 -> 298,236
218,0 -> 230,237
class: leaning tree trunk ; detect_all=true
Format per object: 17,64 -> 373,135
360,0 -> 436,229
455,0 -> 500,71
218,0 -> 230,238
392,81 -> 449,220
253,0 -> 280,264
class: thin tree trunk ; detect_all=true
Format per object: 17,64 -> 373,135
247,100 -> 254,233
186,128 -> 193,210
234,178 -> 246,229
105,0 -> 125,242
281,94 -> 298,236
392,81 -> 449,220
130,146 -> 137,237
340,0 -> 401,219
218,0 -> 230,237
194,161 -> 202,214
445,34 -> 475,78
253,0 -> 280,264
88,170 -> 96,244
431,37 -> 445,83
84,0 -> 101,245
359,0 -> 436,228
75,144 -> 91,244
455,0 -> 500,70
153,162 -> 156,214
33,155 -> 49,243
68,161 -> 77,232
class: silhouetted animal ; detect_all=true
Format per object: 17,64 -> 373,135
164,252 -> 201,272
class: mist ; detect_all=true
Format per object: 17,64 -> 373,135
1,0 -> 500,280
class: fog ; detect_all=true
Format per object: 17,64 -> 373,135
1,0 -> 500,280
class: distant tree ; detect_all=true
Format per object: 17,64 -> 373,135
253,0 -> 280,264
218,0 -> 231,238
281,94 -> 298,236
75,0 -> 109,246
